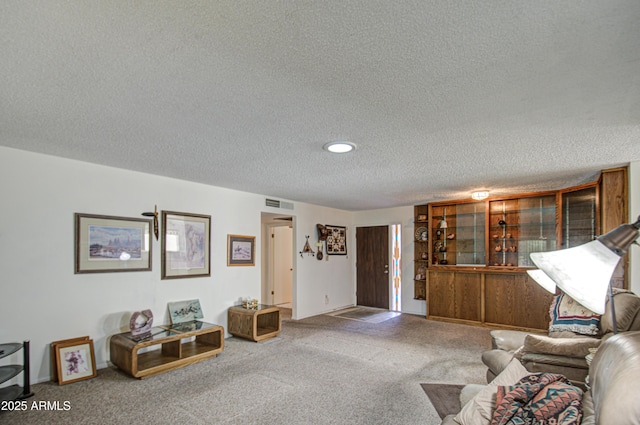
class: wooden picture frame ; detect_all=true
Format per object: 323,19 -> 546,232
50,336 -> 91,382
227,234 -> 255,266
161,211 -> 211,279
168,299 -> 204,324
55,339 -> 97,385
75,213 -> 152,273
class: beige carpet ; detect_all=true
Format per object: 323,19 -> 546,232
1,312 -> 491,425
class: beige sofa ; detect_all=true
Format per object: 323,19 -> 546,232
441,330 -> 640,424
482,291 -> 640,388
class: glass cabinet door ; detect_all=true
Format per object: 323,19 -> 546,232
431,202 -> 485,266
454,202 -> 486,265
561,186 -> 597,248
489,195 -> 556,267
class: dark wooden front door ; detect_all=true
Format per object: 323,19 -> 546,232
356,226 -> 389,309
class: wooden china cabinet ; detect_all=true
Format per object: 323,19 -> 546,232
417,167 -> 627,331
413,204 -> 429,300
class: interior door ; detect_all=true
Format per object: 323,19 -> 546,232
273,226 -> 293,305
356,226 -> 389,309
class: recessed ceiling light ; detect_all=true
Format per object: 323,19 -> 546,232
323,141 -> 356,153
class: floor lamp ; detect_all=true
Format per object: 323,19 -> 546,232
527,215 -> 640,334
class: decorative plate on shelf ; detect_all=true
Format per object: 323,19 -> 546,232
415,227 -> 428,241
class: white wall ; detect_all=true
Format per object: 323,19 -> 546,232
353,206 -> 425,316
290,204 -> 355,319
0,147 -> 354,383
630,160 -> 639,294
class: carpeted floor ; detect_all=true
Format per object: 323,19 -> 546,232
1,311 -> 491,425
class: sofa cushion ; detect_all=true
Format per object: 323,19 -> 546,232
549,293 -> 600,336
520,333 -> 600,358
452,358 -> 530,425
600,290 -> 640,334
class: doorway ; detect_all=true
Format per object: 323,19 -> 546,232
356,225 -> 389,309
272,226 -> 293,306
261,213 -> 294,310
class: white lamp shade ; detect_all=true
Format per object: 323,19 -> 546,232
529,240 -> 621,314
526,269 -> 557,293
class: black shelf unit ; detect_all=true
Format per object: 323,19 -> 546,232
0,340 -> 34,402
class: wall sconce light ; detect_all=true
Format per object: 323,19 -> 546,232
471,191 -> 489,200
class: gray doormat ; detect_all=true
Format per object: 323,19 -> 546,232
327,307 -> 401,323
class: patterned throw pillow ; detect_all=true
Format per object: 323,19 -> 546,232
549,292 -> 600,336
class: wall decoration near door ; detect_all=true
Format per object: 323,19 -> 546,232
325,225 -> 347,255
316,224 -> 328,260
161,211 -> 211,279
299,235 -> 315,258
227,234 -> 256,266
74,213 -> 152,273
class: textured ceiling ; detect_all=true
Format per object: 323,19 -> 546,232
1,1 -> 639,211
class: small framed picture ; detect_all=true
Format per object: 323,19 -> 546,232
161,211 -> 211,279
75,213 -> 152,273
50,336 -> 90,382
227,234 -> 255,266
167,299 -> 203,324
55,339 -> 97,385
325,225 -> 347,255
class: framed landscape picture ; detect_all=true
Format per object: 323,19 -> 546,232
227,234 -> 255,266
167,299 -> 203,324
161,211 -> 211,279
75,213 -> 152,273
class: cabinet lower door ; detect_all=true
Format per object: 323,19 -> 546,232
484,272 -> 553,330
428,270 -> 481,322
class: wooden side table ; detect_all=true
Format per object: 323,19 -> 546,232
110,321 -> 224,378
228,305 -> 281,342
